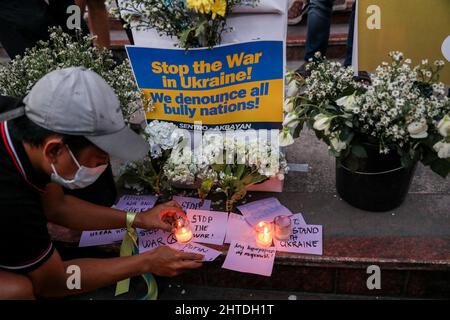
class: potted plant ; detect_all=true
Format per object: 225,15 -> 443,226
281,52 -> 449,211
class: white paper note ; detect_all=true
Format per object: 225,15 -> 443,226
173,196 -> 211,211
222,241 -> 276,277
274,224 -> 323,255
187,210 -> 229,245
170,242 -> 222,262
237,197 -> 292,227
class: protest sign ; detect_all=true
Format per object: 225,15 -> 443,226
138,229 -> 174,253
126,41 -> 284,130
222,241 -> 276,277
274,224 -> 323,255
115,195 -> 158,212
187,210 -> 229,245
172,196 -> 211,211
170,242 -> 222,262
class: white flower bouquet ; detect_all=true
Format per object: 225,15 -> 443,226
0,27 -> 151,124
282,52 -> 450,177
193,131 -> 288,212
119,121 -> 288,210
110,0 -> 259,49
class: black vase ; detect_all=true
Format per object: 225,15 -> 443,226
335,144 -> 416,212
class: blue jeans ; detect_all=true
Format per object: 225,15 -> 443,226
304,0 -> 355,66
304,0 -> 334,61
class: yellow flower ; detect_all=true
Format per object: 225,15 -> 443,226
211,0 -> 226,19
186,0 -> 214,14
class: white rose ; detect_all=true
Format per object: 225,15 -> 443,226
279,128 -> 295,147
437,115 -> 450,137
330,134 -> 347,153
283,98 -> 295,113
407,120 -> 428,139
336,93 -> 357,112
286,80 -> 299,97
433,141 -> 450,159
283,112 -> 300,129
313,114 -> 332,132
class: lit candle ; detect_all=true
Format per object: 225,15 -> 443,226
174,219 -> 193,243
255,221 -> 273,247
274,215 -> 292,240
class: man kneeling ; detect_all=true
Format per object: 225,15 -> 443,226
0,67 -> 202,299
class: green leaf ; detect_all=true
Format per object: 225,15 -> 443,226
235,164 -> 246,180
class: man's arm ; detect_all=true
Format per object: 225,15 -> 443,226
28,247 -> 203,299
41,183 -> 181,231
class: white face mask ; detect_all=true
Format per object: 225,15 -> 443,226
50,145 -> 108,190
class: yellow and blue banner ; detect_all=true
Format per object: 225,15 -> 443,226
126,41 -> 284,130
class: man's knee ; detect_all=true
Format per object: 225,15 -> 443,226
0,271 -> 35,300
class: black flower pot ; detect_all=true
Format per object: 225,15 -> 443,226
336,144 -> 416,212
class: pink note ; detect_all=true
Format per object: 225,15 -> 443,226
237,197 -> 292,227
222,241 -> 276,277
79,228 -> 126,247
138,229 -> 175,253
274,224 -> 323,255
187,210 -> 229,245
170,242 -> 222,262
173,196 -> 211,211
115,194 -> 158,212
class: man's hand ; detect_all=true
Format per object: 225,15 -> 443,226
142,246 -> 204,277
135,200 -> 184,232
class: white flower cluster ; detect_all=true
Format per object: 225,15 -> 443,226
303,59 -> 359,104
0,27 -> 146,124
197,131 -> 288,180
144,120 -> 182,158
126,121 -> 288,191
281,51 -> 449,176
352,52 -> 449,153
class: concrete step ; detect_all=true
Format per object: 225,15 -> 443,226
56,188 -> 450,300
106,9 -> 353,61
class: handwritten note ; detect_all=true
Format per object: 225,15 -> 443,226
115,195 -> 158,212
274,224 -> 323,255
138,229 -> 176,253
222,241 -> 276,277
187,210 -> 229,245
224,213 -> 256,244
237,197 -> 292,227
173,196 -> 211,211
291,213 -> 307,226
170,242 -> 222,262
79,194 -> 157,247
79,228 -> 127,247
